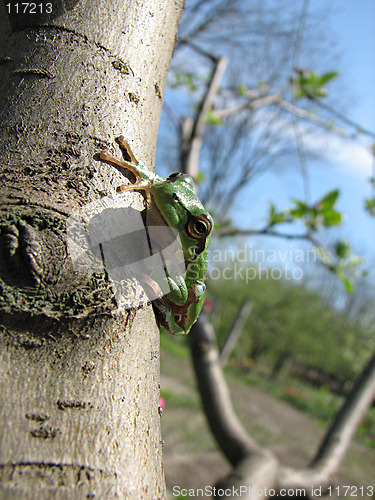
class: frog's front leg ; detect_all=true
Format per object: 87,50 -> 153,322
165,274 -> 189,306
99,149 -> 151,199
99,151 -> 140,181
116,135 -> 139,165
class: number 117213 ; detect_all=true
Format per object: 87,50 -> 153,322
327,485 -> 374,497
5,3 -> 53,14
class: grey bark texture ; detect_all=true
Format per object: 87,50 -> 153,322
0,0 -> 184,498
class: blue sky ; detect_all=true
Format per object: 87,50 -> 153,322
326,0 -> 375,130
241,0 -> 375,268
157,1 -> 375,279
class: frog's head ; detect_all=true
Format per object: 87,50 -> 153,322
150,172 -> 213,263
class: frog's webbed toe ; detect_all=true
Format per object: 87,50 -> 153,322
116,136 -> 139,166
99,151 -> 140,180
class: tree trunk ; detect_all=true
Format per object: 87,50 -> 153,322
0,1 -> 183,497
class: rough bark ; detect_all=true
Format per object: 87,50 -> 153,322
0,0 -> 184,498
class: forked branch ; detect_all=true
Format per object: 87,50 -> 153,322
190,314 -> 375,496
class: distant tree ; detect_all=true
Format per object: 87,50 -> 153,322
190,313 -> 375,498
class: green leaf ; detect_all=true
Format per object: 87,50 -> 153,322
205,109 -> 223,125
318,189 -> 339,209
340,275 -> 354,293
196,170 -> 205,183
268,203 -> 292,225
335,240 -> 351,258
169,72 -> 197,92
322,209 -> 342,226
365,197 -> 375,216
237,84 -> 248,96
319,71 -> 339,85
290,199 -> 309,218
292,69 -> 338,100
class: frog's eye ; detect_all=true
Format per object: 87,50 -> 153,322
166,172 -> 183,181
166,173 -> 194,189
186,214 -> 212,239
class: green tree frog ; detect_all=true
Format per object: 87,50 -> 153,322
99,136 -> 213,334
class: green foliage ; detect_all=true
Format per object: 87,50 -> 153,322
292,69 -> 339,100
326,244 -> 365,293
195,170 -> 205,183
266,190 -> 366,291
268,190 -> 342,230
292,189 -> 342,228
365,197 -> 375,216
334,240 -> 351,259
208,268 -> 373,383
282,385 -> 340,420
237,84 -> 248,96
160,389 -> 199,410
205,109 -> 223,125
169,71 -> 198,92
365,177 -> 375,216
268,203 -> 293,225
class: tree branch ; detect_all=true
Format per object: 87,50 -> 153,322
312,352 -> 375,474
220,300 -> 253,365
314,99 -> 375,140
214,93 -> 282,120
278,99 -> 348,137
190,311 -> 375,495
215,225 -> 320,245
181,56 -> 229,178
277,352 -> 375,491
189,312 -> 260,467
219,84 -> 271,99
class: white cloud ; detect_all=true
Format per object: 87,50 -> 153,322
323,137 -> 373,178
260,107 -> 374,179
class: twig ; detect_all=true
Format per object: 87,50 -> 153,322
181,56 -> 229,180
214,94 -> 281,120
220,300 -> 253,365
177,39 -> 218,63
278,100 -> 348,137
315,99 -> 375,140
215,225 -> 318,244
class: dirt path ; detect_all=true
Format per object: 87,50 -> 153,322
161,352 -> 375,499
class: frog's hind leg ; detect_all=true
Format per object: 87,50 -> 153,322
116,136 -> 139,166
